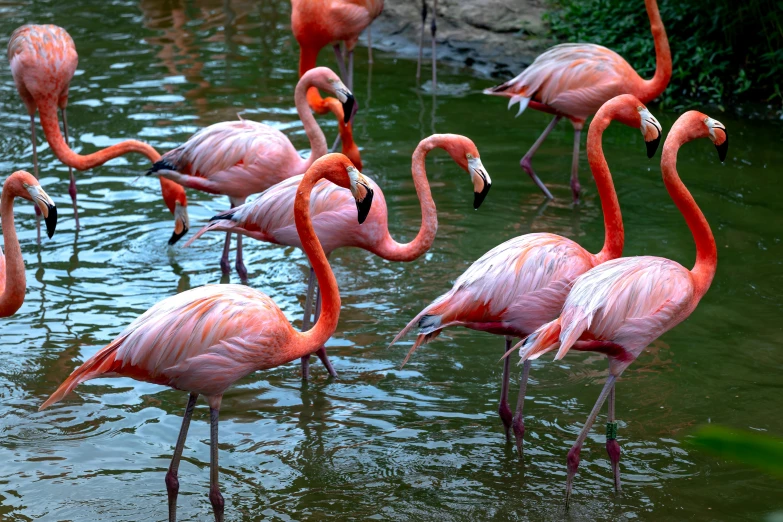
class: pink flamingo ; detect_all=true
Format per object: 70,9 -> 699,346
513,110 -> 727,504
483,0 -> 671,201
7,24 -> 189,243
390,96 -> 661,454
185,134 -> 491,379
0,171 -> 57,317
147,66 -> 355,281
39,153 -> 374,522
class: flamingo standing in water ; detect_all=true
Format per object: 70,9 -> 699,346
292,0 -> 383,155
484,0 -> 671,202
514,111 -> 727,504
415,0 -> 438,88
7,24 -> 189,243
147,66 -> 356,281
390,96 -> 661,454
186,134 -> 491,379
0,171 -> 58,317
39,154 -> 375,522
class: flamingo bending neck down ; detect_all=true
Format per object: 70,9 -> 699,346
39,154 -> 375,522
484,0 -> 671,202
147,66 -> 355,282
390,95 -> 661,455
513,111 -> 727,505
293,0 -> 383,155
0,171 -> 57,318
7,24 -> 189,244
185,133 -> 491,379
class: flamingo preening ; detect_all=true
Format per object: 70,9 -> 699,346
147,66 -> 356,282
390,96 -> 661,454
185,133 -> 490,379
513,110 -> 727,504
484,0 -> 671,202
39,154 -> 374,522
7,24 -> 189,243
0,171 -> 57,318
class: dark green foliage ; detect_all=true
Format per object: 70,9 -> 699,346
545,0 -> 783,113
689,425 -> 783,477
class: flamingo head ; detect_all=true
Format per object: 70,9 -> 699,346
705,117 -> 729,162
441,135 -> 492,209
13,172 -> 57,238
346,165 -> 374,224
637,106 -> 663,159
310,68 -> 357,124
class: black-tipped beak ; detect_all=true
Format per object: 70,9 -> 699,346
44,205 -> 57,239
342,93 -> 357,124
356,187 -> 374,224
716,133 -> 728,163
473,178 -> 492,210
168,226 -> 188,246
646,130 -> 661,159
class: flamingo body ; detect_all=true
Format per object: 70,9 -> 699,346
292,0 -> 384,60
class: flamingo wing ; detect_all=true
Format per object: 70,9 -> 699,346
40,285 -> 292,409
520,256 -> 694,363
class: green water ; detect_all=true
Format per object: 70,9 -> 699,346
1,1 -> 782,520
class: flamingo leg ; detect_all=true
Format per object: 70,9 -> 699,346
62,108 -> 80,229
165,392 -> 198,522
231,198 -> 247,282
416,0 -> 427,83
312,285 -> 338,377
512,359 -> 532,456
565,374 -> 617,508
208,406 -> 225,522
301,266 -> 316,379
367,26 -> 373,64
219,202 -> 235,275
332,44 -> 349,84
330,133 -> 342,153
430,0 -> 437,90
347,48 -> 354,92
606,384 -> 622,493
520,115 -> 560,200
29,114 -> 42,243
498,336 -> 514,441
570,127 -> 582,203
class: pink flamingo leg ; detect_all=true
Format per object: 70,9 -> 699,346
606,385 -> 622,492
165,392 -> 198,522
512,359 -> 532,456
565,374 -> 617,508
416,0 -> 427,83
29,114 -> 42,243
300,267 -> 317,379
235,234 -> 247,282
520,115 -> 560,200
367,26 -> 373,64
430,0 -> 437,89
498,336 -> 514,440
570,126 -> 583,202
208,405 -> 225,522
61,108 -> 80,229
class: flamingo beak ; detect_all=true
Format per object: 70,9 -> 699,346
705,117 -> 728,163
334,83 -> 357,124
468,156 -> 492,209
25,184 -> 57,239
168,202 -> 190,245
716,133 -> 729,163
639,108 -> 662,159
347,167 -> 374,224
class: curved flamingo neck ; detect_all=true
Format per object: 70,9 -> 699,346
289,159 -> 343,358
588,113 -> 624,264
0,189 -> 25,317
294,75 -> 329,168
661,126 -> 716,299
637,0 -> 671,103
373,136 -> 443,262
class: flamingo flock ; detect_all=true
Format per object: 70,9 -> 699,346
2,0 -> 736,519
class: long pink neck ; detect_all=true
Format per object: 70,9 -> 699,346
0,190 -> 26,317
636,0 -> 671,103
294,76 -> 329,171
288,158 -> 342,359
372,136 -> 442,261
588,111 -> 624,264
38,101 -> 161,168
661,127 -> 717,299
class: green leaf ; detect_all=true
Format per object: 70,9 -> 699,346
688,425 -> 783,478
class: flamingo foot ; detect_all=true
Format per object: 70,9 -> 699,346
565,445 -> 581,509
606,426 -> 622,493
209,484 -> 224,522
512,413 -> 525,456
165,471 -> 179,522
235,259 -> 248,283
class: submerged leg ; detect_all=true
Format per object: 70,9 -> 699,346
520,115 -> 561,200
301,266 -> 316,379
512,359 -> 532,456
62,108 -> 80,229
570,127 -> 582,203
165,393 -> 198,522
606,384 -> 622,493
30,114 -> 42,242
498,336 -> 514,441
416,0 -> 427,83
208,404 -> 225,522
430,0 -> 438,90
565,375 -> 617,508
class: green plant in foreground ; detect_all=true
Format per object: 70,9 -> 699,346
689,425 -> 783,478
